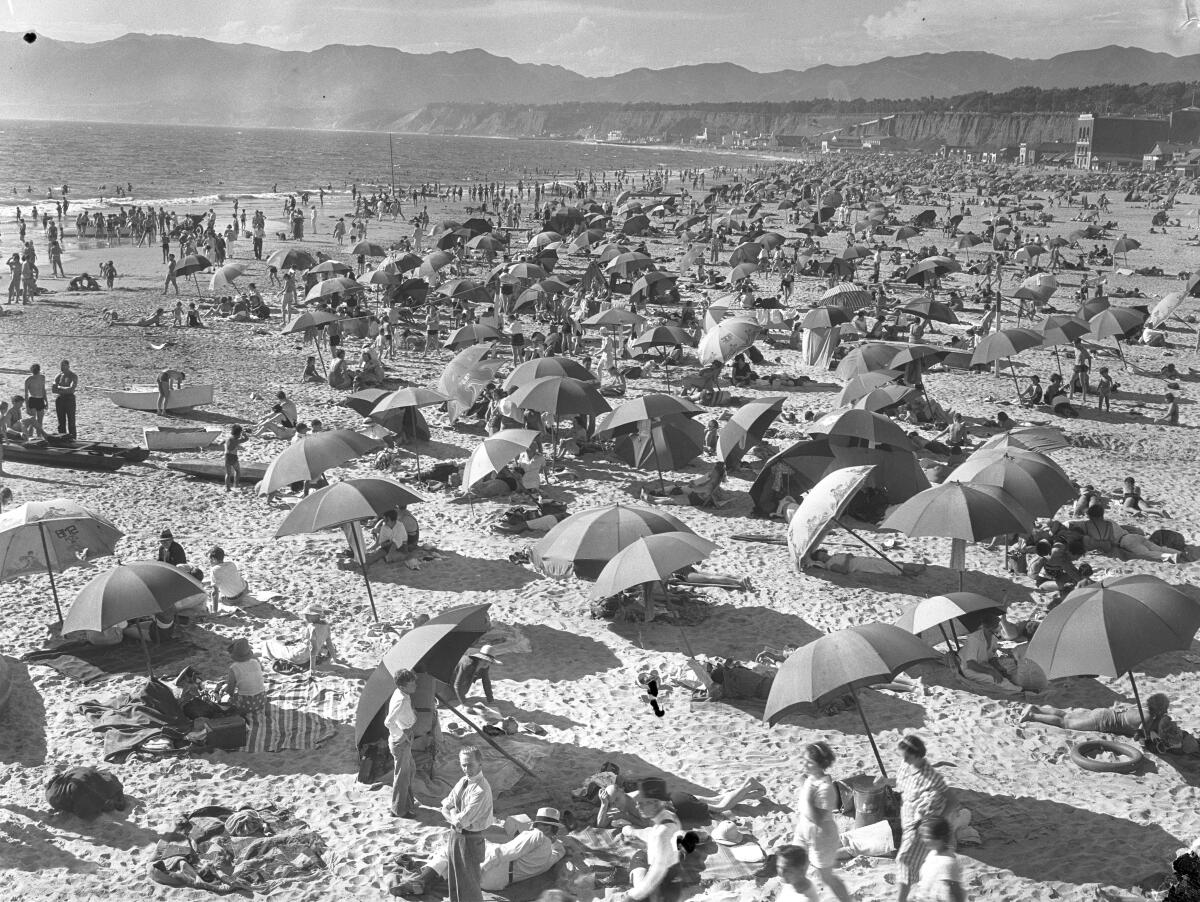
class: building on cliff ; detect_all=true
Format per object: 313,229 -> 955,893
1074,114 -> 1170,169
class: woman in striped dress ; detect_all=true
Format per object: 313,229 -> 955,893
895,735 -> 950,902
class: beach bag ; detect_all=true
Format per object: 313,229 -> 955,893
46,767 -> 125,819
1150,528 -> 1187,552
188,714 -> 248,751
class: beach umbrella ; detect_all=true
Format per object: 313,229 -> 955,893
462,218 -> 493,236
852,385 -> 916,413
582,307 -> 645,329
462,429 -> 542,491
630,270 -> 676,300
438,344 -> 503,421
0,500 -> 125,623
590,532 -> 717,601
531,503 -> 694,580
895,592 -> 1005,649
596,243 -> 632,264
1039,314 -> 1090,346
419,250 -> 455,276
343,388 -> 390,417
1079,296 -> 1111,320
1013,244 -> 1047,264
956,233 -> 984,250
621,214 -> 651,236
435,229 -> 474,251
444,324 -> 503,350
173,254 -> 212,279
970,327 -> 1043,385
566,229 -> 607,253
1148,292 -> 1185,328
63,561 -> 203,676
351,241 -> 388,258
613,415 -> 706,476
311,260 -> 354,277
835,344 -> 903,380
596,394 -> 703,437
979,425 -> 1069,454
718,396 -> 786,467
802,307 -> 850,329
1112,237 -> 1141,262
467,233 -> 507,254
809,408 -> 912,450
730,262 -> 759,282
528,231 -> 563,250
883,482 -> 1033,589
765,623 -> 940,778
786,465 -> 877,568
1025,576 -> 1200,733
266,249 -> 318,271
504,357 -> 595,389
358,269 -> 404,288
698,317 -> 762,365
368,387 -> 449,429
888,344 -> 949,371
1019,273 -> 1058,302
901,298 -> 959,325
948,448 -> 1075,518
282,309 -> 338,334
209,262 -> 249,292
904,257 -> 961,284
431,220 -> 463,237
305,276 -> 362,304
259,429 -> 384,496
437,278 -> 491,305
836,372 -> 900,406
839,244 -> 873,261
384,253 -> 424,275
729,242 -> 765,267
355,603 -> 492,746
605,252 -> 655,278
508,376 -> 610,419
598,395 -> 704,489
1089,306 -> 1146,339
630,326 -> 696,353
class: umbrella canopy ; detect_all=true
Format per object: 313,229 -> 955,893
444,324 -> 503,350
883,482 -> 1033,541
852,385 -> 916,413
508,376 -> 610,419
764,623 -> 940,777
590,532 -> 717,600
901,298 -> 959,325
305,276 -> 362,303
275,478 -> 426,537
384,253 -> 424,275
355,603 -> 492,745
889,344 -> 949,371
605,252 -> 654,278
503,357 -> 595,389
630,270 -> 677,300
259,429 -> 384,495
698,318 -> 762,365
209,262 -> 249,292
809,408 -> 913,450
351,240 -> 388,257
979,425 -> 1069,454
462,429 -> 542,489
970,327 -> 1043,366
1039,314 -> 1091,346
282,310 -> 339,334
630,326 -> 697,354
895,592 -> 1005,645
596,394 -> 703,437
904,257 -> 961,283
1026,576 -> 1200,681
1148,292 -> 1185,328
836,372 -> 901,406
359,269 -> 404,288
311,260 -> 354,277
1019,273 -> 1058,302
717,396 -> 786,467
729,242 -> 765,266
438,345 -> 503,422
174,254 -> 213,279
1089,306 -> 1146,340
786,465 -> 874,567
343,388 -> 390,417
1113,237 -> 1141,256
437,278 -> 492,304
613,416 -> 705,472
582,307 -> 645,329
467,233 -> 507,253
948,448 -> 1074,518
531,504 -> 694,580
266,249 -> 318,272
802,307 -> 851,329
821,283 -> 874,311
730,262 -> 759,282
63,561 -> 202,634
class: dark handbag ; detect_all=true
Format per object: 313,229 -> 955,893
188,714 -> 248,750
46,767 -> 126,819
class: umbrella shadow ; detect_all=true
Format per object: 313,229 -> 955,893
955,787 -> 1183,887
237,600 -> 301,622
611,605 -> 823,658
0,657 -> 47,765
0,816 -> 103,874
370,551 -> 539,592
500,623 -> 620,683
1139,750 -> 1200,787
1,470 -> 106,489
478,699 -> 584,731
768,686 -> 928,735
404,438 -> 471,462
1126,640 -> 1200,679
3,801 -> 163,853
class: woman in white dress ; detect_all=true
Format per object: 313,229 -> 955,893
792,741 -> 852,902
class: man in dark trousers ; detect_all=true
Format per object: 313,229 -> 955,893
443,645 -> 501,706
441,747 -> 493,902
51,359 -> 77,438
156,528 -> 187,565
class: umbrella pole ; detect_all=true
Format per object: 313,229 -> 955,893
849,685 -> 888,781
653,434 -> 665,494
1008,362 -> 1022,401
441,701 -> 539,780
938,624 -> 963,674
351,527 -> 381,623
37,522 -> 64,625
833,517 -> 905,574
1128,672 -> 1148,736
315,339 -> 330,379
1114,337 -> 1128,371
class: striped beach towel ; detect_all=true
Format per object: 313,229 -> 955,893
243,678 -> 349,753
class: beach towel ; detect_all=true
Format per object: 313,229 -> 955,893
78,678 -> 195,763
242,678 -> 349,754
567,826 -> 764,886
23,638 -> 205,684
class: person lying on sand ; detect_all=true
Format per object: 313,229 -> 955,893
1068,503 -> 1184,562
1019,693 -> 1197,754
68,272 -> 101,291
583,766 -> 765,828
107,307 -> 165,327
639,461 -> 728,508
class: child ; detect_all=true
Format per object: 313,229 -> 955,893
223,638 -> 266,714
704,419 -> 719,456
1121,476 -> 1144,511
172,300 -> 183,327
773,844 -> 819,902
301,355 -> 324,383
101,260 -> 118,290
916,816 -> 967,902
223,424 -> 248,491
1160,392 -> 1180,427
1095,366 -> 1112,411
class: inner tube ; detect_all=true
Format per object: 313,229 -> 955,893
1069,739 -> 1143,774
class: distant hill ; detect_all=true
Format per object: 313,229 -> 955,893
1,33 -> 1197,130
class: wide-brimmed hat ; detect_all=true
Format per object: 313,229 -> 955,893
533,807 -> 561,828
228,638 -> 254,662
470,644 -> 502,665
304,602 -> 331,622
160,528 -> 174,540
711,821 -> 744,846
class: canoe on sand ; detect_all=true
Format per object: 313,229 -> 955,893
166,459 -> 269,483
143,427 -> 223,451
108,384 -> 215,411
4,437 -> 149,471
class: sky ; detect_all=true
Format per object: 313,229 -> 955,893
2,0 -> 1196,76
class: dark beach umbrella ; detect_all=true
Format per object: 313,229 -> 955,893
531,503 -> 694,580
266,249 -> 317,271
717,396 -> 786,467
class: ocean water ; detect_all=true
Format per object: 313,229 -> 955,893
0,120 -> 760,213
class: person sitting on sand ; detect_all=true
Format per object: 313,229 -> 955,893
355,346 -> 385,388
252,390 -> 298,438
208,545 -> 250,611
600,366 -> 627,398
185,302 -> 204,327
68,272 -> 101,291
327,349 -> 353,390
731,353 -> 758,387
301,355 -> 324,383
1021,692 -> 1171,741
264,601 -> 340,675
958,613 -> 1022,693
365,509 -> 408,565
222,638 -> 266,715
391,806 -> 566,896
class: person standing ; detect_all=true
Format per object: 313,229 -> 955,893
895,735 -> 951,902
51,359 -> 78,438
441,747 -> 494,902
156,368 -> 185,415
164,253 -> 179,296
310,205 -> 318,234
386,668 -> 419,818
24,363 -> 48,438
792,742 -> 852,902
281,269 -> 297,321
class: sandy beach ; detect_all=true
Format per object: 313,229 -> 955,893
1,170 -> 1199,902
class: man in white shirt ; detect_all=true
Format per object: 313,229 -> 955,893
441,748 -> 494,902
386,668 -> 419,818
366,510 -> 408,565
617,803 -> 701,902
207,546 -> 249,611
396,806 -> 565,894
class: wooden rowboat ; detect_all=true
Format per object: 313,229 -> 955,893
143,426 -> 223,451
108,384 -> 215,411
166,459 -> 269,483
4,437 -> 150,471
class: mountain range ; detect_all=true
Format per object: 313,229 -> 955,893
1,33 -> 1197,131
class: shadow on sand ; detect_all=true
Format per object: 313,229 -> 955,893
0,657 -> 47,766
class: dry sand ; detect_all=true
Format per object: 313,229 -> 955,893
1,176 -> 1199,902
